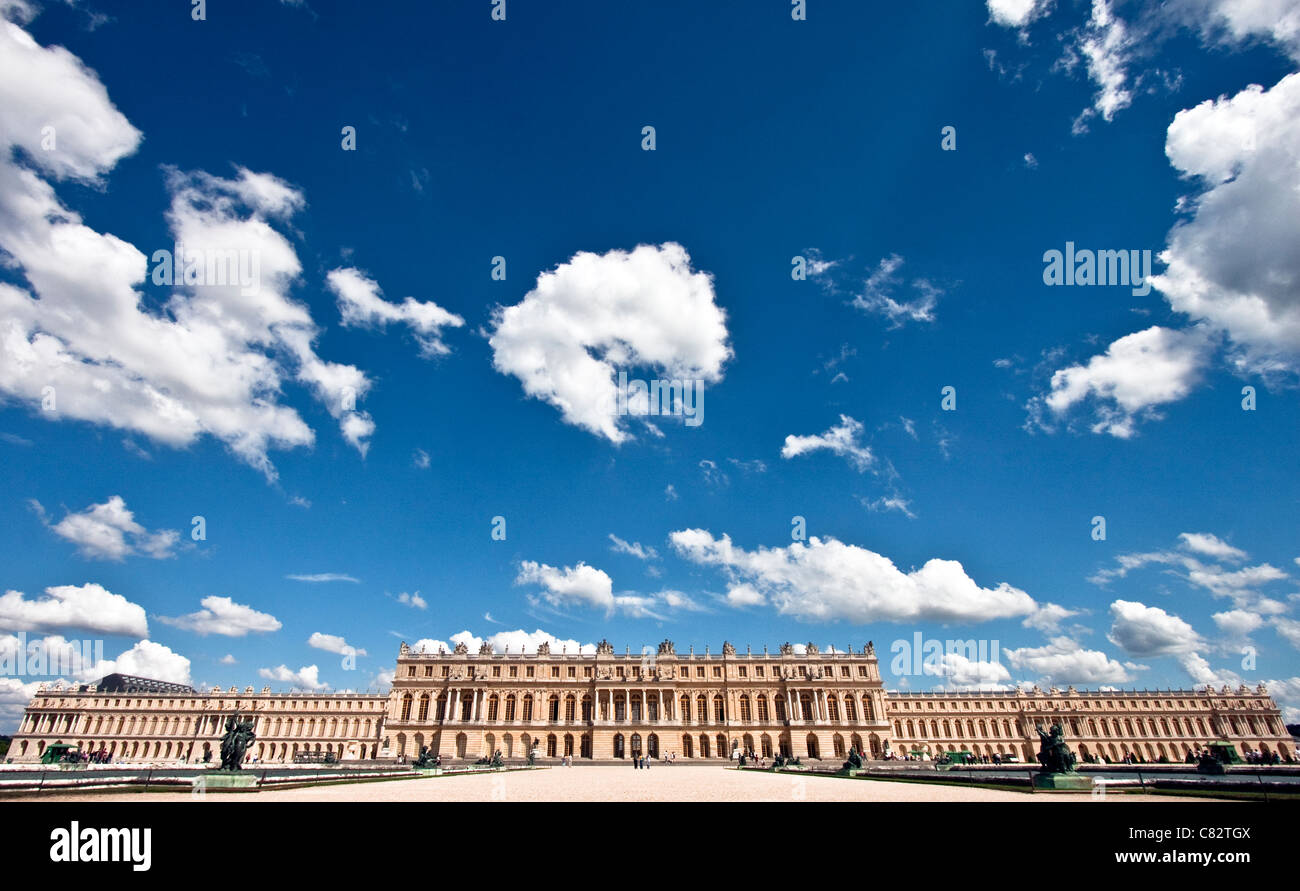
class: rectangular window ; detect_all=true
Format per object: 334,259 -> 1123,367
423,666 -> 433,677
551,667 -> 560,678
697,667 -> 705,678
492,666 -> 501,677
509,667 -> 517,678
406,666 -> 416,677
526,667 -> 534,678
584,667 -> 593,678
568,667 -> 576,678
712,667 -> 722,678
738,667 -> 747,678
441,666 -> 450,677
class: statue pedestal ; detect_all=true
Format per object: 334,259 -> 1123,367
200,772 -> 260,790
1031,772 -> 1092,792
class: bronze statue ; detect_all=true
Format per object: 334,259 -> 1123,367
218,713 -> 256,771
1034,722 -> 1077,774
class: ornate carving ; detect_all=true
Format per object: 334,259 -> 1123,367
779,642 -> 794,656
399,642 -> 410,656
722,641 -> 736,656
596,639 -> 614,655
478,641 -> 494,655
805,642 -> 819,655
657,639 -> 676,656
453,641 -> 469,655
537,641 -> 551,656
865,640 -> 874,656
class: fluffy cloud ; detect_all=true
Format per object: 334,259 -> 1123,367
86,639 -> 191,686
1006,636 -> 1136,685
1074,0 -> 1133,129
488,243 -> 731,443
1107,600 -> 1203,657
258,664 -> 327,690
286,573 -> 359,583
1212,608 -> 1265,638
32,495 -> 177,561
1034,326 -> 1211,437
158,596 -> 281,637
394,591 -> 426,610
1022,602 -> 1082,633
1153,72 -> 1300,376
987,0 -> 1049,28
669,530 -> 1037,623
781,414 -> 875,471
0,583 -> 148,636
515,561 -> 614,612
0,18 -> 376,479
326,267 -> 463,358
1178,532 -> 1246,561
307,632 -> 366,657
411,628 -> 596,656
924,651 -> 1014,689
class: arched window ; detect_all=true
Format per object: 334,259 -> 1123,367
400,694 -> 413,722
713,696 -> 726,723
757,695 -> 770,722
564,695 -> 576,723
826,696 -> 840,722
522,695 -> 534,722
680,695 -> 692,723
844,696 -> 857,722
505,695 -> 516,722
417,694 -> 429,722
549,696 -> 560,722
739,695 -> 752,722
488,695 -> 499,722
697,695 -> 708,724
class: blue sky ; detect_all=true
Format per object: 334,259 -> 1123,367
1,0 -> 1299,731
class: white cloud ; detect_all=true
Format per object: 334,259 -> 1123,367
1178,532 -> 1247,561
258,664 -> 327,690
1006,636 -> 1136,685
1212,609 -> 1265,638
725,583 -> 766,608
0,582 -> 148,636
845,255 -> 940,326
1074,0 -> 1133,129
326,267 -> 463,358
1153,72 -> 1300,376
286,573 -> 359,583
1035,326 -> 1211,437
924,651 -> 1014,689
1107,599 -> 1203,657
987,0 -> 1049,28
516,560 -> 614,613
86,639 -> 191,686
0,19 -> 376,479
394,591 -> 426,610
669,530 -> 1037,624
411,628 -> 596,656
219,653 -> 237,665
781,414 -> 875,471
412,448 -> 431,469
1022,602 -> 1082,633
32,496 -> 177,561
1170,0 -> 1300,60
158,595 -> 281,637
608,534 -> 659,561
488,242 -> 731,443
307,632 -> 366,657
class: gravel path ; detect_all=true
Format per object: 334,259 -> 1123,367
19,766 -> 1220,803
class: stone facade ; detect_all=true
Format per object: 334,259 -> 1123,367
7,642 -> 1295,765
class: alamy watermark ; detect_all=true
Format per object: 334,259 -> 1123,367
0,633 -> 103,677
150,242 -> 261,296
1042,242 -> 1153,296
890,633 -> 1001,678
615,371 -> 704,427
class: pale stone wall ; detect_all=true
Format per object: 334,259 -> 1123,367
8,644 -> 1295,765
7,684 -> 387,765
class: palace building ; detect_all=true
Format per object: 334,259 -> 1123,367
6,641 -> 1295,765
